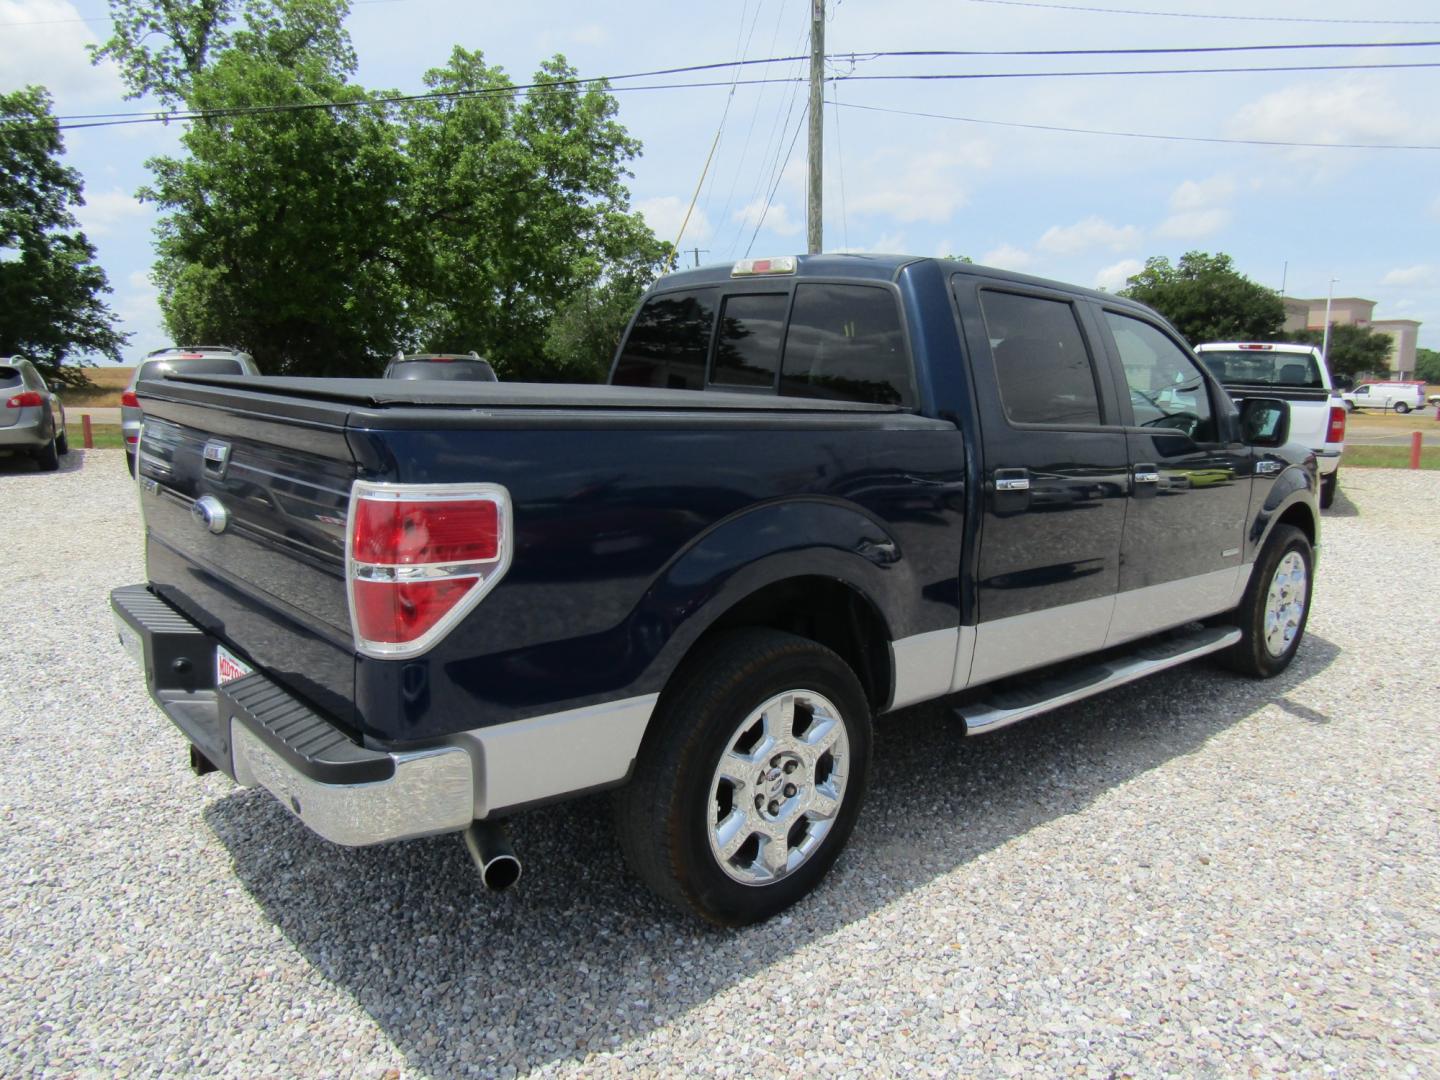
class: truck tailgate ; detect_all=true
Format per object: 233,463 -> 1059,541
136,394 -> 360,728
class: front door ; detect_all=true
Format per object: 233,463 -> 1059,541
1099,310 -> 1254,646
954,281 -> 1130,687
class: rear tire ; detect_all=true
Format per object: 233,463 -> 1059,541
1220,524 -> 1313,678
1394,401 -> 1411,414
1319,471 -> 1337,509
35,436 -> 59,472
614,629 -> 872,927
56,429 -> 69,455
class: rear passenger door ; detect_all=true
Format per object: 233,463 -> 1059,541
953,281 -> 1130,685
1098,309 -> 1253,645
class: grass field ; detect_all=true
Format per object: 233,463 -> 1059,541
68,423 -> 126,449
1342,445 -> 1439,470
62,367 -> 133,408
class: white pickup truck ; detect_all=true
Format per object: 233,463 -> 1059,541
1195,342 -> 1346,509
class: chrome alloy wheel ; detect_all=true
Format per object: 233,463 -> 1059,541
1263,551 -> 1308,657
707,690 -> 850,886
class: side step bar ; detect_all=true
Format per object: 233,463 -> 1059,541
957,624 -> 1242,736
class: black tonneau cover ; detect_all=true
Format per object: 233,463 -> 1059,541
147,374 -> 906,413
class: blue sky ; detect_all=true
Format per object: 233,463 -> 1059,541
3,0 -> 1437,363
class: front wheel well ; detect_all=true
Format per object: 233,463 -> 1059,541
671,577 -> 893,713
1275,502 -> 1317,549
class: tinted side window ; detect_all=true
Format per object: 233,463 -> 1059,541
612,289 -> 717,390
712,293 -> 787,388
0,367 -> 20,389
980,291 -> 1101,426
780,284 -> 913,406
1106,312 -> 1217,442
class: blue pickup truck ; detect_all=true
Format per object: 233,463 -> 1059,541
113,254 -> 1318,925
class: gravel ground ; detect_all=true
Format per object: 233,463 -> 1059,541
1,449 -> 1437,1078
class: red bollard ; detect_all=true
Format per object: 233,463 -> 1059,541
1411,430 -> 1423,470
82,413 -> 93,449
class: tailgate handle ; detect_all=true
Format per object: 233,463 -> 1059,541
202,440 -> 231,479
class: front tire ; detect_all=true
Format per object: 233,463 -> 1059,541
1221,525 -> 1313,678
615,629 -> 872,926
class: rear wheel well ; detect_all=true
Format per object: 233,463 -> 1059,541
673,577 -> 892,713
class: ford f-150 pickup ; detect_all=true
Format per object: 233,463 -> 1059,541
113,254 -> 1319,925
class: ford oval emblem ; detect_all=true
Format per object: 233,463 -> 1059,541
192,495 -> 229,535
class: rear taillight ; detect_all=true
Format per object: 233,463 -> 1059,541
1326,406 -> 1346,443
5,391 -> 43,408
120,390 -> 140,408
346,482 -> 511,657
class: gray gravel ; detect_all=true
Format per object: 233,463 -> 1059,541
2,449 -> 1437,1078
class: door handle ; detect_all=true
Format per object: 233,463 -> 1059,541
992,467 -> 1031,512
1132,462 -> 1160,498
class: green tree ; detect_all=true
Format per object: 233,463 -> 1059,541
0,87 -> 128,387
400,50 -> 667,379
1120,251 -> 1284,346
1415,347 -> 1440,383
1286,324 -> 1393,381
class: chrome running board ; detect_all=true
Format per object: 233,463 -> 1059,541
957,625 -> 1242,736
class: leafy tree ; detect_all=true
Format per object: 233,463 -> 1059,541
1286,324 -> 1393,381
1120,251 -> 1284,346
1415,347 -> 1440,384
400,50 -> 667,379
0,87 -> 128,387
145,54 -> 410,375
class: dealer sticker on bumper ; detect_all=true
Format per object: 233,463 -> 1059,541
216,643 -> 253,687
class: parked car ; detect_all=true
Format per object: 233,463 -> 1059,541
1340,380 -> 1426,414
0,356 -> 68,471
113,254 -> 1318,926
122,347 -> 258,475
383,352 -> 498,382
1195,341 -> 1346,509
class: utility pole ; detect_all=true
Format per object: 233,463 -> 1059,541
807,0 -> 824,255
686,247 -> 709,268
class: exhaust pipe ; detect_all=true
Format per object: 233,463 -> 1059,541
464,820 -> 522,891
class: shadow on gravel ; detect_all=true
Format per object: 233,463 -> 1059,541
205,633 -> 1341,1077
0,446 -> 89,476
1323,485 -> 1360,519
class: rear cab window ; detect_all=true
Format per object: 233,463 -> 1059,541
613,281 -> 915,406
1197,348 -> 1326,391
139,356 -> 247,382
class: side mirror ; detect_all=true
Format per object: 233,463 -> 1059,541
1239,397 -> 1290,448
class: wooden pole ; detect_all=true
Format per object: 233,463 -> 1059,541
82,413 -> 93,449
807,0 -> 824,255
1410,430 -> 1422,470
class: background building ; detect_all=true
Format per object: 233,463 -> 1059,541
1283,296 -> 1422,379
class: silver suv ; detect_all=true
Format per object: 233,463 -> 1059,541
123,347 -> 258,474
0,356 -> 69,472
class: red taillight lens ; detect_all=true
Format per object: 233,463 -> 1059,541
120,390 -> 140,408
352,498 -> 499,565
347,484 -> 510,656
5,391 -> 43,408
1327,406 -> 1347,443
352,577 -> 479,644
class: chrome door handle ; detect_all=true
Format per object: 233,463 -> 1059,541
995,475 -> 1031,492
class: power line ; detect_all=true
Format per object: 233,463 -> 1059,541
962,0 -> 1440,24
834,99 -> 1440,151
9,57 -> 1440,136
745,102 -> 809,257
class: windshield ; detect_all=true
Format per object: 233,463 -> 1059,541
388,359 -> 497,382
1198,350 -> 1323,390
138,356 -> 246,381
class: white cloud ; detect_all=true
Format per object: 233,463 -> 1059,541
1228,77 -> 1438,146
732,198 -> 801,238
1429,195 -> 1440,223
0,0 -> 125,103
76,189 -> 149,237
848,145 -> 989,225
1037,216 -> 1140,256
1155,208 -> 1231,241
635,196 -> 713,245
1381,265 -> 1435,288
1094,259 -> 1144,293
980,244 -> 1034,272
1170,176 -> 1235,212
